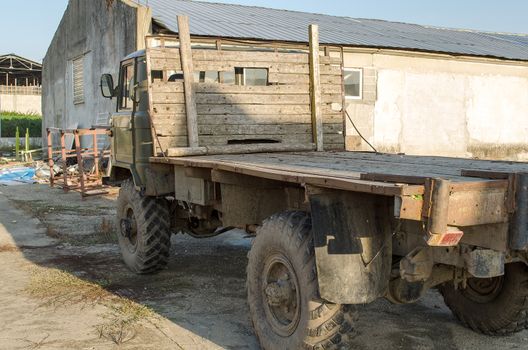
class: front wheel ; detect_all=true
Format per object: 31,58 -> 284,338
116,179 -> 171,274
440,262 -> 528,335
247,211 -> 357,350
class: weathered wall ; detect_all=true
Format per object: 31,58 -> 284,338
0,94 -> 41,115
42,0 -> 141,138
343,51 -> 528,160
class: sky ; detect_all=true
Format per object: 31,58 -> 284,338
1,0 -> 527,63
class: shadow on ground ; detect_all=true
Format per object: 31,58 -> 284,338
1,184 -> 527,349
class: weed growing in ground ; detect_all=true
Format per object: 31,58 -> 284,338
96,299 -> 156,345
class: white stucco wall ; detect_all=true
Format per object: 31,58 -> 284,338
343,50 -> 528,160
466,75 -> 528,148
0,94 -> 41,115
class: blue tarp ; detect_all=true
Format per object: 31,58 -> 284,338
0,167 -> 36,185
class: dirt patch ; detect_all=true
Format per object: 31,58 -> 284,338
0,244 -> 19,252
45,218 -> 117,246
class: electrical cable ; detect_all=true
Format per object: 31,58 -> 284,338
345,109 -> 378,153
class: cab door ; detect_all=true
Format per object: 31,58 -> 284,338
112,59 -> 135,165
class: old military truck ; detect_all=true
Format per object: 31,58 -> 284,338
100,16 -> 528,349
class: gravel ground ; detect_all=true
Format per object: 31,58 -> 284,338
0,183 -> 527,349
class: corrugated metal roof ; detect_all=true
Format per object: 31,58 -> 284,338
143,0 -> 528,62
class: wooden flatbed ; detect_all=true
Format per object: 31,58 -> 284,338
152,150 -> 528,194
152,150 -> 528,229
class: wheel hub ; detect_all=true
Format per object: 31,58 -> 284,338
265,278 -> 294,306
464,276 -> 504,303
120,218 -> 133,238
262,254 -> 301,337
120,207 -> 138,249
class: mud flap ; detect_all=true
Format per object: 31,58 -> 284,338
510,173 -> 528,250
310,190 -> 392,304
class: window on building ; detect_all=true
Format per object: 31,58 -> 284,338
72,56 -> 84,105
151,70 -> 164,82
344,68 -> 362,100
222,71 -> 235,85
243,68 -> 268,86
194,71 -> 220,83
119,63 -> 134,110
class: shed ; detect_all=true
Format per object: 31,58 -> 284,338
0,54 -> 42,114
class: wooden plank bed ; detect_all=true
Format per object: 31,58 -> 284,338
152,150 -> 527,228
152,151 -> 528,190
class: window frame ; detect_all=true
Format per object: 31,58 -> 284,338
343,68 -> 363,100
118,60 -> 135,111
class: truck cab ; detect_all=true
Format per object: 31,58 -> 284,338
100,50 -> 152,188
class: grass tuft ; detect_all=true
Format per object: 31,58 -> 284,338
26,267 -> 110,307
25,266 -> 158,346
96,300 -> 157,345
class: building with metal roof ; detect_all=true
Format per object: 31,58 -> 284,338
146,0 -> 528,61
43,0 -> 528,160
0,54 -> 42,86
0,54 -> 42,114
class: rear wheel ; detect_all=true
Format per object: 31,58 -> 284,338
440,262 -> 528,335
247,211 -> 357,350
116,179 -> 171,274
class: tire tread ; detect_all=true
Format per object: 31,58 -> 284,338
117,179 -> 170,274
247,211 -> 357,350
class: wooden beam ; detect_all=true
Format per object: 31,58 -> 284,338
136,6 -> 152,50
166,143 -> 315,157
216,39 -> 224,83
144,36 -> 160,156
360,173 -> 428,185
460,169 -> 510,180
309,24 -> 323,151
177,15 -> 200,148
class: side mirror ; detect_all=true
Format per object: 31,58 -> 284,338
100,74 -> 115,99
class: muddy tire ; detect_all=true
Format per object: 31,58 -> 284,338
116,179 -> 171,274
247,211 -> 356,350
440,262 -> 528,335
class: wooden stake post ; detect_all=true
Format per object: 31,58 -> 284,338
309,24 -> 324,151
177,15 -> 200,148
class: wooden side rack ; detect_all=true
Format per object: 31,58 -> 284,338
46,127 -> 110,198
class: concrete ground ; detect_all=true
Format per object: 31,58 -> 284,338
0,183 -> 527,349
